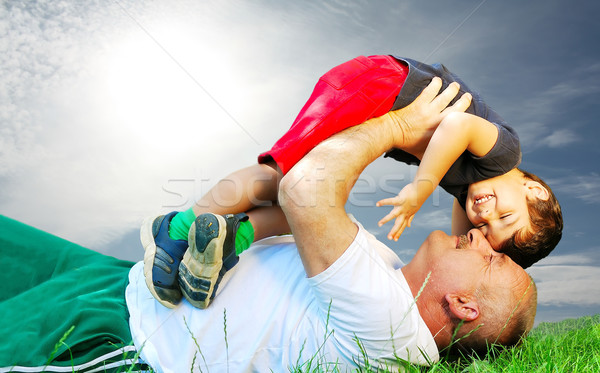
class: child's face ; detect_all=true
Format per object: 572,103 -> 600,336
465,171 -> 533,250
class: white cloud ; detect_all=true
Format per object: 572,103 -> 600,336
553,173 -> 600,204
518,119 -> 581,151
540,129 -> 579,148
0,0 -> 127,177
506,69 -> 596,149
535,253 -> 598,266
411,209 -> 451,229
528,264 -> 600,306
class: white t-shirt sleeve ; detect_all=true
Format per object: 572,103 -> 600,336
306,222 -> 439,366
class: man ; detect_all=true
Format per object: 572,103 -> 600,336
0,81 -> 536,372
127,80 -> 537,371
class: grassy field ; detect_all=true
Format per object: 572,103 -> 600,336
401,314 -> 600,373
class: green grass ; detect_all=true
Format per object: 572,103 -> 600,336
401,314 -> 600,373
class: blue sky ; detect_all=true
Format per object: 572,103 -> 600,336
1,0 -> 599,324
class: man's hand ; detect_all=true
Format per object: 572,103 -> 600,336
387,77 -> 472,157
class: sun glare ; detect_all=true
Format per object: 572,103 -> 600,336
101,22 -> 245,153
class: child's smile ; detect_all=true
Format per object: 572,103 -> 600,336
473,194 -> 495,206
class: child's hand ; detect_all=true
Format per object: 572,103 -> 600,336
376,183 -> 422,241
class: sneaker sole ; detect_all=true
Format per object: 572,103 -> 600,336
140,215 -> 178,309
179,213 -> 227,309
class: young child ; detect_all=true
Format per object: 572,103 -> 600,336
141,55 -> 562,309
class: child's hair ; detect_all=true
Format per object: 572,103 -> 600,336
500,169 -> 563,269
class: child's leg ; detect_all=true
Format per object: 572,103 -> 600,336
143,163 -> 283,309
169,162 -> 286,246
246,205 -> 290,241
176,166 -> 290,309
192,163 -> 281,217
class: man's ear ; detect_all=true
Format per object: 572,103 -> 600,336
525,180 -> 550,201
445,293 -> 480,321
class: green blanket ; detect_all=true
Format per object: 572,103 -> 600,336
0,215 -> 144,372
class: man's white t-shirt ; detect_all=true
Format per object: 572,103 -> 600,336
126,221 -> 439,372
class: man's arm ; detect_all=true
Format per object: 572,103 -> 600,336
377,112 -> 499,240
278,78 -> 471,277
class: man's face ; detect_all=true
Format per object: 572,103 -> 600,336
413,229 -> 530,294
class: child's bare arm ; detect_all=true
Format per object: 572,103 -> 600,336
451,198 -> 474,235
377,112 -> 499,240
